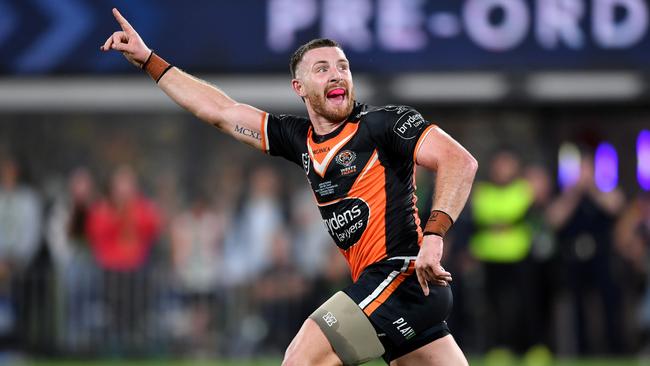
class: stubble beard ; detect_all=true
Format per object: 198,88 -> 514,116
308,87 -> 355,123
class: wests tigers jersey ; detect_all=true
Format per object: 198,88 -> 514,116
260,102 -> 436,281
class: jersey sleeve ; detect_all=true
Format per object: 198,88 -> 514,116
369,106 -> 436,161
261,112 -> 309,167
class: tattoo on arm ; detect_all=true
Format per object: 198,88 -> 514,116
234,124 -> 261,141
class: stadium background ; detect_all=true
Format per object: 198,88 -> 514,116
1,0 -> 650,365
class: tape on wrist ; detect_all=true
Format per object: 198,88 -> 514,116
142,51 -> 172,83
423,210 -> 454,238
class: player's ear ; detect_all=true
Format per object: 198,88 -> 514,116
291,78 -> 306,98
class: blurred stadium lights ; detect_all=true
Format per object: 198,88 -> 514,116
0,71 -> 646,112
391,73 -> 509,102
558,142 -> 581,191
594,142 -> 619,193
525,72 -> 644,102
0,75 -> 374,112
638,130 -> 650,191
0,77 -> 173,112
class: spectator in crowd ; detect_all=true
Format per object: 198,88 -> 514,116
615,192 -> 650,355
254,228 -> 309,355
547,149 -> 625,355
288,187 -> 341,317
222,165 -> 285,286
170,190 -> 226,354
522,164 -> 559,361
46,167 -> 99,350
219,165 -> 286,355
86,165 -> 161,352
468,148 -> 537,357
290,187 -> 332,279
0,156 -> 42,345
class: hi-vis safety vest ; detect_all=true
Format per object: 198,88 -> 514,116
470,179 -> 534,263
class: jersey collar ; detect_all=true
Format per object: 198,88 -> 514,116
310,101 -> 365,144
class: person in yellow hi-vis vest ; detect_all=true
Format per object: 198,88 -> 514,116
469,148 -> 538,360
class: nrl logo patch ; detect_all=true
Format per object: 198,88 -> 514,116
302,153 -> 311,174
384,105 -> 409,114
335,150 -> 357,167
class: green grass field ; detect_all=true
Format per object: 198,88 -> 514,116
25,359 -> 648,366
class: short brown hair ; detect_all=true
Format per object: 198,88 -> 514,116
289,38 -> 342,78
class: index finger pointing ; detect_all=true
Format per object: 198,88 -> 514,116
112,8 -> 135,33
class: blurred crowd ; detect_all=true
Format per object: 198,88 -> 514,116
445,145 -> 650,362
0,140 -> 649,361
0,153 -> 349,358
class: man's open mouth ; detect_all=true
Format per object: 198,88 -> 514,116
326,88 -> 346,104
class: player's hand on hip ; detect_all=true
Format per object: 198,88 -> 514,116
100,8 -> 151,68
415,234 -> 452,296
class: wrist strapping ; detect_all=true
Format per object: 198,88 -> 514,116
142,51 -> 172,83
423,210 -> 454,238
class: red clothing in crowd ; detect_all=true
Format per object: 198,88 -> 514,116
87,197 -> 161,271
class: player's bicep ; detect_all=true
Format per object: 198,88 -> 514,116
415,126 -> 474,172
215,103 -> 267,150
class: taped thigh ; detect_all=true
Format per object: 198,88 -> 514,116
309,291 -> 385,366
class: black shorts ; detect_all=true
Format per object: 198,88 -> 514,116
343,256 -> 453,363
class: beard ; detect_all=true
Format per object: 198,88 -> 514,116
307,86 -> 355,123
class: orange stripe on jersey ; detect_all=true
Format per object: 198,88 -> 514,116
413,124 -> 437,163
307,122 -> 359,178
260,112 -> 269,153
363,261 -> 416,316
344,149 -> 387,281
353,149 -> 379,186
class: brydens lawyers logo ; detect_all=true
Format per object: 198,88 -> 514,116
319,197 -> 370,250
393,111 -> 425,140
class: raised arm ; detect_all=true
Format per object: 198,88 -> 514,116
413,126 -> 478,295
100,8 -> 265,149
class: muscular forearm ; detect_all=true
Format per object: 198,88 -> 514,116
158,68 -> 237,128
415,137 -> 475,294
431,154 -> 477,221
414,129 -> 476,295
